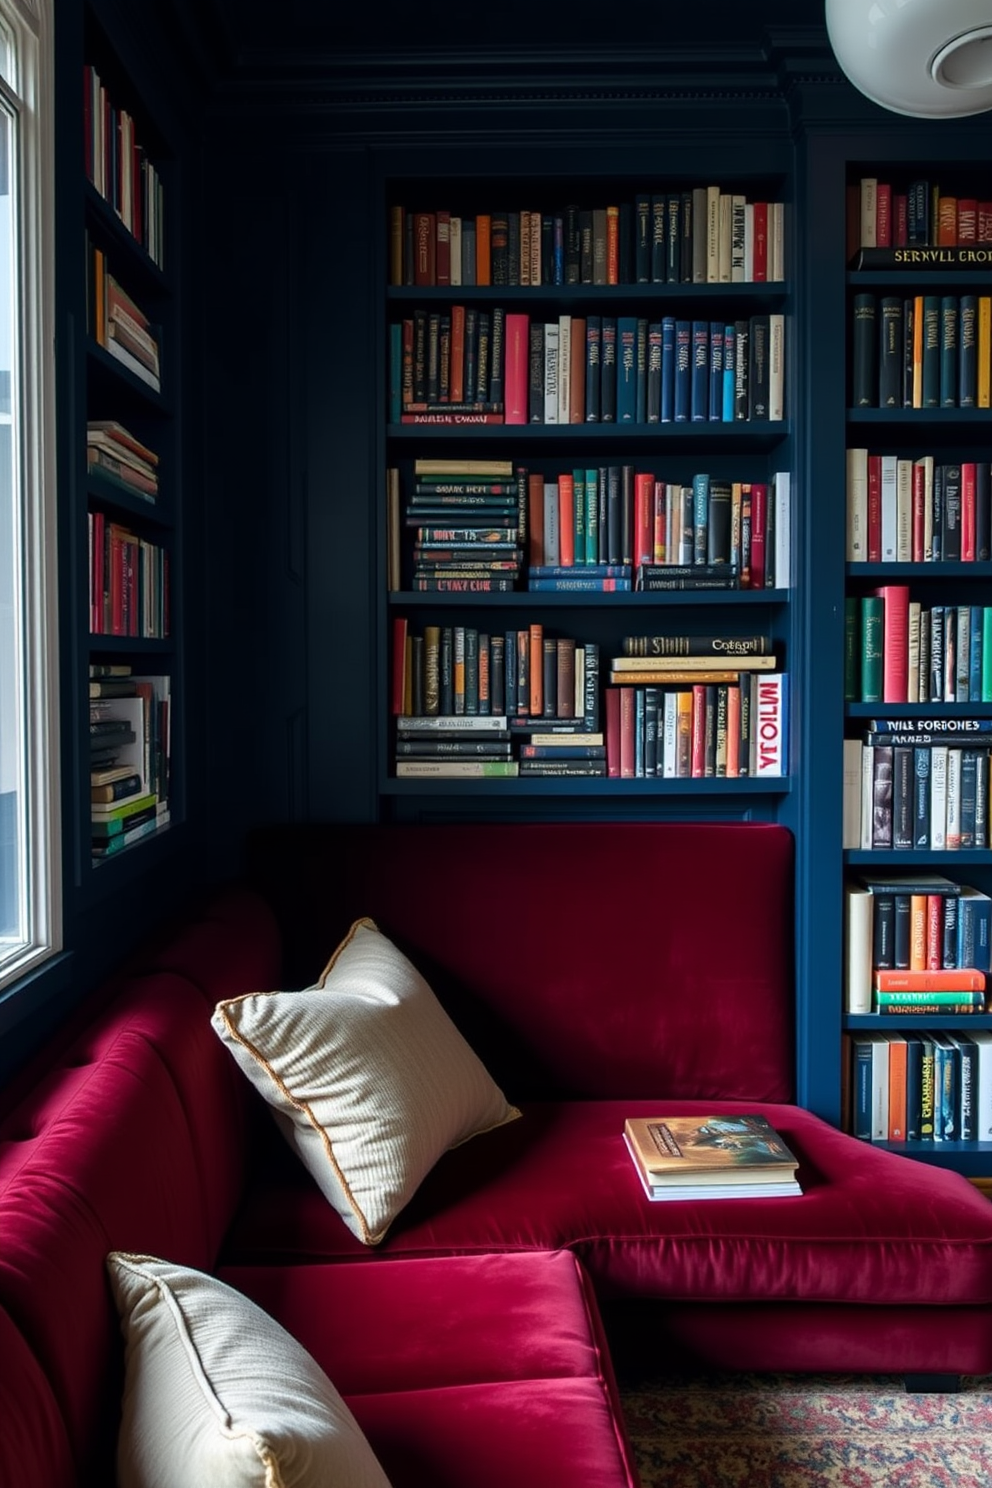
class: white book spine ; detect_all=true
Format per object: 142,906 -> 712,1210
931,744 -> 948,849
706,185 -> 720,283
845,886 -> 873,1014
846,447 -> 868,561
769,313 -> 785,422
843,739 -> 864,850
449,217 -> 462,286
557,315 -> 571,424
543,323 -> 559,425
769,201 -> 785,282
860,743 -> 874,850
946,747 -> 962,848
896,459 -> 914,560
662,691 -> 678,777
880,454 -> 898,561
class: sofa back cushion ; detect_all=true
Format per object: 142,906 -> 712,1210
245,821 -> 795,1103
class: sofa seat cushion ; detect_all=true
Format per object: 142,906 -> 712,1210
224,1099 -> 992,1308
0,1305 -> 75,1488
221,1251 -> 638,1488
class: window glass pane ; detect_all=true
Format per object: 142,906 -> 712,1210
0,97 -> 21,949
0,21 -> 12,92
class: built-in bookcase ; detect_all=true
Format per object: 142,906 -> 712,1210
62,3 -> 182,873
380,164 -> 797,812
840,154 -> 992,1174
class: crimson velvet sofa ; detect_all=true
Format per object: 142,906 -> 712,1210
0,885 -> 637,1488
3,820 -> 992,1485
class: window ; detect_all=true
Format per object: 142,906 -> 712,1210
0,0 -> 58,992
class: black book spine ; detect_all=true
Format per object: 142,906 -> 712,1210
635,194 -> 651,283
977,461 -> 991,561
913,745 -> 931,849
873,893 -> 895,970
893,894 -> 911,968
878,296 -> 902,408
852,292 -> 877,407
892,744 -> 913,850
748,315 -> 770,420
600,316 -> 617,423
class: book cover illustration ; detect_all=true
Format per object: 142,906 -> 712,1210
624,1113 -> 799,1178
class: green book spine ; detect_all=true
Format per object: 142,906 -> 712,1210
861,595 -> 884,703
845,596 -> 860,701
584,468 -> 598,565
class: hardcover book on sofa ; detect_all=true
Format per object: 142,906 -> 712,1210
623,1113 -> 803,1200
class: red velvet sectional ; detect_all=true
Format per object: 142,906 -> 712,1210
2,820 -> 992,1485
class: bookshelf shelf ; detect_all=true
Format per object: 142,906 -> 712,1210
59,2 -> 181,876
387,423 -> 791,450
840,155 -> 992,1169
391,588 -> 788,609
382,776 -> 792,798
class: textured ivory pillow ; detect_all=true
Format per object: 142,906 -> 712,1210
211,917 -> 520,1244
106,1252 -> 392,1488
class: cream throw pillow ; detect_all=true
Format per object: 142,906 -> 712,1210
211,917 -> 520,1244
106,1252 -> 392,1488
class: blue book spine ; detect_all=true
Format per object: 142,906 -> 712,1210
960,294 -> 978,408
503,628 -> 517,716
690,320 -> 709,421
635,317 -> 648,424
660,316 -> 676,422
389,322 -> 403,422
617,316 -> 638,424
708,321 -> 724,422
646,322 -> 662,423
722,323 -> 735,421
852,1039 -> 874,1141
692,473 -> 710,566
674,320 -> 692,422
970,605 -> 983,700
527,577 -> 632,591
940,295 -> 959,408
922,295 -> 941,408
913,745 -> 931,848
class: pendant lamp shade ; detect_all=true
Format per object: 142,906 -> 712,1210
825,0 -> 992,117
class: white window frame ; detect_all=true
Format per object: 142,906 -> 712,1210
0,0 -> 59,993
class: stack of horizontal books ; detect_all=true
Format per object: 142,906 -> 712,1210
622,1113 -> 802,1200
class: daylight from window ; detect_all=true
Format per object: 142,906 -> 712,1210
0,1 -> 58,992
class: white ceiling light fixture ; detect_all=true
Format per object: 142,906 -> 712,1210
825,0 -> 992,118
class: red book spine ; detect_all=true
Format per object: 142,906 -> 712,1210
927,894 -> 942,971
634,472 -> 654,567
413,212 -> 435,285
748,482 -> 767,588
893,193 -> 908,246
435,209 -> 451,286
875,583 -> 910,703
958,199 -> 978,242
605,687 -> 621,777
449,304 -> 465,404
619,686 -> 636,778
391,617 -> 408,715
867,453 -> 882,562
558,474 -> 575,566
961,461 -> 977,560
504,312 -> 530,425
690,684 -> 706,777
912,460 -> 925,562
726,684 -> 741,778
875,183 -> 892,247
752,202 -> 768,282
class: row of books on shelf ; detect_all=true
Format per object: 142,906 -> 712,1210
89,666 -> 171,860
848,1028 -> 992,1144
390,193 -> 786,291
846,451 -> 992,564
388,461 -> 791,592
86,237 -> 162,392
88,511 -> 169,638
392,310 -> 785,426
852,293 -> 992,411
83,63 -> 165,269
87,419 -> 160,502
844,874 -> 991,1014
604,670 -> 787,779
850,176 -> 992,259
847,591 -> 992,704
843,731 -> 992,851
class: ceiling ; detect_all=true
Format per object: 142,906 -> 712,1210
172,0 -> 832,83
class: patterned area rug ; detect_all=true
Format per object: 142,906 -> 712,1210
618,1369 -> 992,1487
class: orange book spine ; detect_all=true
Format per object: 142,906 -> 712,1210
726,684 -> 741,777
888,1038 -> 908,1141
606,205 -> 620,285
634,472 -> 654,567
676,691 -> 693,777
937,196 -> 957,246
529,622 -> 543,717
909,894 -> 928,971
874,969 -> 987,992
475,214 -> 492,287
912,294 -> 924,409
